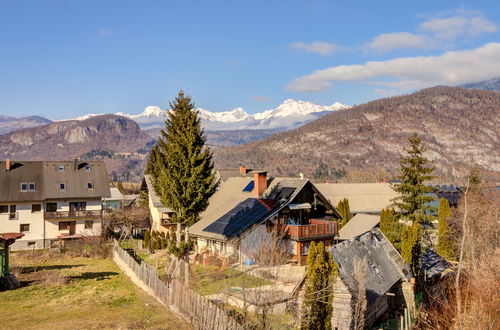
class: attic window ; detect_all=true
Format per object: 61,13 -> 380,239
59,182 -> 66,191
87,182 -> 94,190
20,182 -> 36,192
58,165 -> 65,171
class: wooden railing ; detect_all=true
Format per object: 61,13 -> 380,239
44,210 -> 102,220
286,220 -> 338,240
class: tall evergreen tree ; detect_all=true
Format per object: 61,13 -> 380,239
437,198 -> 455,260
301,241 -> 338,330
337,198 -> 351,226
146,91 -> 219,225
401,222 -> 422,277
392,133 -> 435,224
380,207 -> 403,252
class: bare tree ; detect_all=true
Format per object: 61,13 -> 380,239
352,257 -> 367,330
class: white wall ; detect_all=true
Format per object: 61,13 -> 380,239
0,202 -> 45,246
148,193 -> 164,232
45,219 -> 102,239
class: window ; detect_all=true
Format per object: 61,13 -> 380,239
0,205 -> 7,214
85,220 -> 93,229
59,182 -> 66,191
85,164 -> 91,171
58,165 -> 65,171
20,224 -> 30,232
59,221 -> 69,231
46,203 -> 57,212
31,204 -> 42,213
87,182 -> 94,190
69,202 -> 86,211
27,241 -> 36,247
20,182 -> 36,192
8,205 -> 16,219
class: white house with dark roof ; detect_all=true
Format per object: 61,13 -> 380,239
0,159 -> 110,250
141,175 -> 174,233
190,171 -> 343,266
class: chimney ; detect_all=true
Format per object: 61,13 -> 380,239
74,158 -> 79,171
253,171 -> 267,198
239,165 -> 247,175
5,159 -> 11,171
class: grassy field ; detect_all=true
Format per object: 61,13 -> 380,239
190,264 -> 270,296
0,251 -> 192,329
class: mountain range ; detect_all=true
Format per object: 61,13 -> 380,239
0,115 -> 52,135
460,77 -> 500,91
68,99 -> 350,131
213,86 -> 500,180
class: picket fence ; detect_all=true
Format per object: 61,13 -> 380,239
112,241 -> 244,330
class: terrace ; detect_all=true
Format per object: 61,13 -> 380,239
44,210 -> 102,220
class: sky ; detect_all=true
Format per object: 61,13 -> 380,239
0,0 -> 499,120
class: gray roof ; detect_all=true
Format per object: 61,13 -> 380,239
338,214 -> 380,240
103,187 -> 124,201
217,168 -> 265,182
316,183 -> 398,214
190,176 -> 338,241
421,249 -> 451,280
43,161 -> 110,199
0,161 -> 45,202
330,228 -> 412,305
142,175 -> 172,211
0,160 -> 110,202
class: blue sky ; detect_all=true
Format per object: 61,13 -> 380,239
1,0 -> 499,119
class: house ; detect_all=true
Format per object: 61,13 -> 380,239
141,175 -> 174,233
0,232 -> 24,289
102,187 -> 124,210
189,171 -> 342,266
0,159 -> 110,250
316,183 -> 399,216
338,213 -> 380,240
329,228 -> 413,329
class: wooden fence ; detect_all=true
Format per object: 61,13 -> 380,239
112,241 -> 244,330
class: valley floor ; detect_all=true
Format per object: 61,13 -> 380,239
0,251 -> 191,329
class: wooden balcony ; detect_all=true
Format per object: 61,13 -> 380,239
285,219 -> 338,241
44,210 -> 102,220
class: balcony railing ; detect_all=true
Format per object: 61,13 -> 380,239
285,220 -> 338,240
44,210 -> 102,220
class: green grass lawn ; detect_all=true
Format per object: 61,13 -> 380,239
191,264 -> 271,296
1,251 -> 192,329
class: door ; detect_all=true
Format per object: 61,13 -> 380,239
69,202 -> 86,216
69,221 -> 76,235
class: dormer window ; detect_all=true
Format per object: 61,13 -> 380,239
59,182 -> 66,191
20,182 -> 36,192
58,165 -> 65,171
87,182 -> 94,190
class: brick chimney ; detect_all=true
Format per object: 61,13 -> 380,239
5,158 -> 11,171
239,165 -> 247,175
253,171 -> 267,198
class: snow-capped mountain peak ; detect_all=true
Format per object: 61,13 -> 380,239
65,98 -> 350,131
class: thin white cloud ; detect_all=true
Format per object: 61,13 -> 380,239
419,15 -> 497,40
365,32 -> 430,53
365,10 -> 497,53
286,42 -> 500,92
290,41 -> 343,56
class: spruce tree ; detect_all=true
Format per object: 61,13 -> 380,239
437,198 -> 455,260
392,133 -> 435,224
301,241 -> 338,330
146,91 -> 219,225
